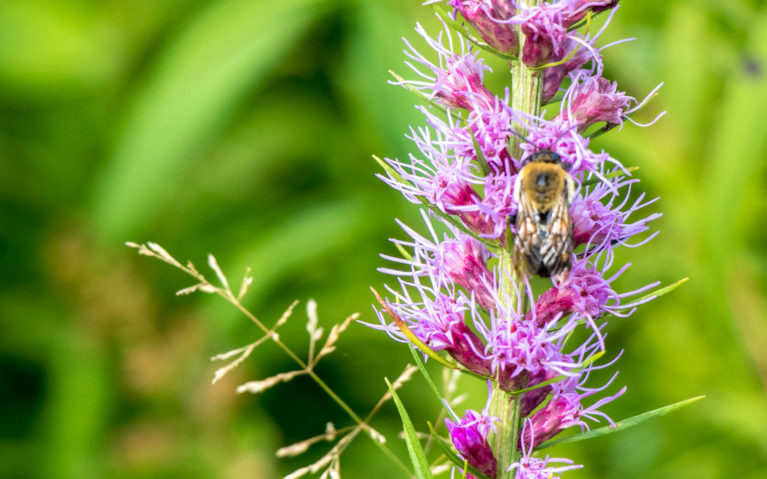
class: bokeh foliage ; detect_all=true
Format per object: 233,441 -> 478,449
1,0 -> 767,478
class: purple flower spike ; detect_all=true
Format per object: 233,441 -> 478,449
369,4 -> 671,476
449,0 -> 518,54
509,420 -> 583,479
446,409 -> 499,478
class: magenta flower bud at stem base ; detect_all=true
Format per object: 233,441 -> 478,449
446,410 -> 499,478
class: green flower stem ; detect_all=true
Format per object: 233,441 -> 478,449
490,1 -> 543,477
489,382 -> 521,479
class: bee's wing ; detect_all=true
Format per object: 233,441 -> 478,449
540,191 -> 573,277
513,193 -> 542,273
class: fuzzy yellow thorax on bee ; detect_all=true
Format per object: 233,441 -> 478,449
513,150 -> 576,281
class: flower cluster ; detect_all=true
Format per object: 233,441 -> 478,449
371,1 -> 665,477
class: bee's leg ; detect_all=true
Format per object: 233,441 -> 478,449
552,268 -> 570,285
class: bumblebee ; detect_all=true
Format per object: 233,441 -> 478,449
512,150 -> 576,281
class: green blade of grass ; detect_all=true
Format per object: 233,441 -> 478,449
612,277 -> 689,310
536,395 -> 705,450
386,378 -> 434,479
408,346 -> 451,415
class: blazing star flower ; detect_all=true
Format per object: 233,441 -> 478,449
479,297 -> 582,391
378,113 -> 499,235
559,71 -> 631,128
513,0 -> 617,67
398,21 -> 496,110
370,271 -> 493,375
465,90 -> 521,173
527,256 -> 661,332
514,114 -> 618,179
571,173 -> 661,252
509,420 -> 583,479
380,211 -> 498,310
446,0 -> 518,54
521,369 -> 626,448
538,4 -> 628,103
541,38 -> 593,102
478,170 -> 519,239
440,235 -> 497,310
446,409 -> 499,478
517,2 -> 574,67
559,70 -> 665,130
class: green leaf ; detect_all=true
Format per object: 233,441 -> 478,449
388,70 -> 448,113
395,242 -> 414,262
585,122 -> 619,140
426,423 -> 492,479
385,378 -> 434,479
408,346 -> 453,417
536,395 -> 705,450
91,0 -> 330,240
468,128 -> 491,176
613,277 -> 689,310
372,154 -> 408,185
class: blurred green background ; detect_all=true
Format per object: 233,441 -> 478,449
2,0 -> 767,477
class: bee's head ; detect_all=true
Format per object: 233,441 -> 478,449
525,149 -> 571,171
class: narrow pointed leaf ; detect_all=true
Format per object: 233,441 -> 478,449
372,154 -> 408,185
385,378 -> 434,479
408,346 -> 449,410
630,277 -> 689,306
536,395 -> 705,450
395,242 -> 414,262
468,128 -> 491,176
389,70 -> 447,113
